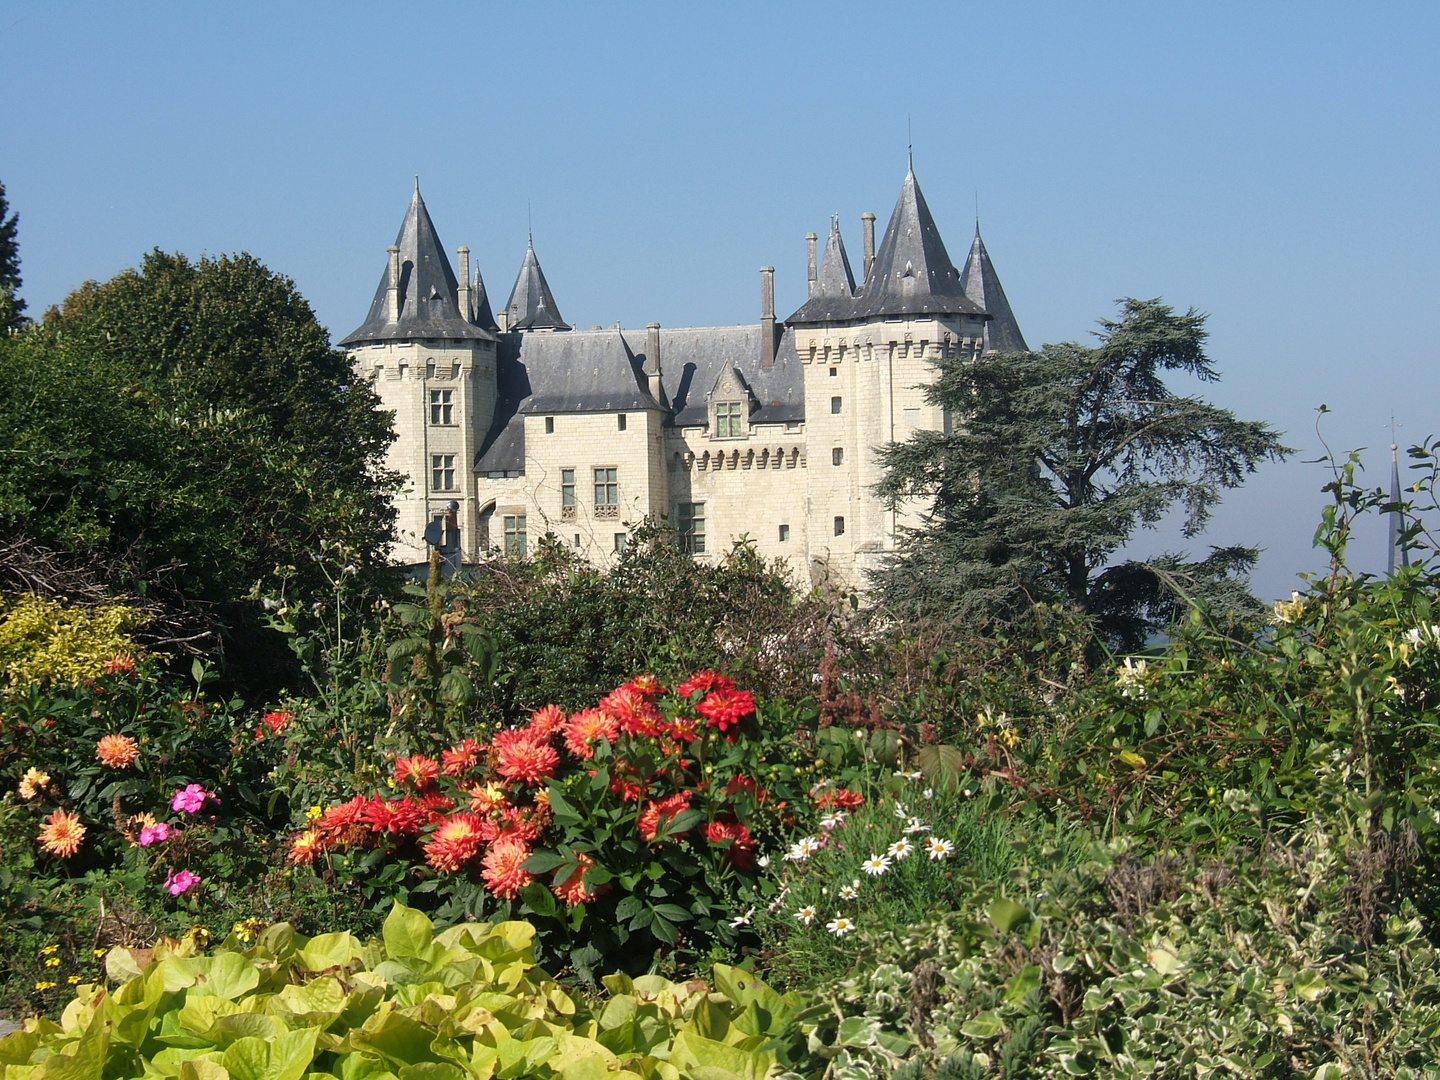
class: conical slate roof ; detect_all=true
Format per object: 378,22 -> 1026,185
959,226 -> 1028,353
503,240 -> 570,331
470,265 -> 498,331
340,185 -> 496,345
847,167 -> 984,320
787,218 -> 858,324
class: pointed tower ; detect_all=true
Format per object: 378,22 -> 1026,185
502,239 -> 570,331
787,217 -> 858,325
1389,443 -> 1410,575
341,183 -> 499,565
959,225 -> 1028,353
848,166 -> 983,320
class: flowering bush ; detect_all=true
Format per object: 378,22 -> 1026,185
287,672 -> 834,976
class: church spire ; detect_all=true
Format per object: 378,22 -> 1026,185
503,237 -> 569,331
959,224 -> 1028,353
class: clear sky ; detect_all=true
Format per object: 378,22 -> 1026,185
3,0 -> 1437,601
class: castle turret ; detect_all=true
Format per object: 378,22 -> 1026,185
959,224 -> 1028,353
503,238 -> 570,331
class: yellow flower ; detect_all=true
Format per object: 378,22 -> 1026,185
306,804 -> 324,820
92,948 -> 107,958
40,944 -> 59,956
34,981 -> 56,991
18,768 -> 51,801
67,975 -> 81,985
44,957 -> 60,968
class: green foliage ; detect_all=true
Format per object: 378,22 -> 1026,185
0,179 -> 23,330
3,902 -> 813,1080
872,298 -> 1290,649
0,594 -> 141,686
809,832 -> 1440,1078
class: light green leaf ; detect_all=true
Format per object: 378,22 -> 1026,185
988,898 -> 1031,935
959,1013 -> 1007,1040
383,904 -> 435,961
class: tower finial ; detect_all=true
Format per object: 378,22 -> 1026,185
975,190 -> 980,234
527,198 -> 533,246
415,174 -> 420,194
907,115 -> 913,172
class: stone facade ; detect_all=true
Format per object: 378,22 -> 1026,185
341,169 -> 1027,592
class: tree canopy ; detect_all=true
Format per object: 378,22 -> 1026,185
0,251 -> 398,672
872,298 -> 1290,648
0,180 -> 24,330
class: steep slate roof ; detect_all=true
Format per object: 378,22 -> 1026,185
959,226 -> 1028,353
846,167 -> 985,321
340,186 -> 496,346
786,218 -> 858,324
476,325 -> 805,473
503,241 -> 570,330
469,265 -> 499,331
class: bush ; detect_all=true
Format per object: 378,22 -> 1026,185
0,594 -> 141,687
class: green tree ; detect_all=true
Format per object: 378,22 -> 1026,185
0,180 -> 24,330
873,298 -> 1290,648
0,251 -> 399,682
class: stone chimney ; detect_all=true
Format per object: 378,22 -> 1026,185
861,213 -> 876,284
457,247 -> 471,320
760,266 -> 776,369
806,232 -> 818,298
645,322 -> 663,402
386,245 -> 401,322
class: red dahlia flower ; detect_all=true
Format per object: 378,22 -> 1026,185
638,791 -> 693,843
527,704 -> 567,737
676,670 -> 734,699
705,820 -> 757,870
552,852 -> 604,906
424,812 -> 491,873
600,686 -> 665,738
696,688 -> 755,732
481,835 -> 533,899
563,708 -> 620,759
394,754 -> 440,789
494,732 -> 560,785
442,738 -> 484,777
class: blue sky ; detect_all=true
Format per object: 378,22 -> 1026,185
3,1 -> 1437,600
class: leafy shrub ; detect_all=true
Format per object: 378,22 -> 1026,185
2,902 -> 813,1080
0,594 -> 141,687
814,829 -> 1440,1078
283,672 -> 841,979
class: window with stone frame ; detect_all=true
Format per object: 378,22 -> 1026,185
431,454 -> 456,491
561,468 -> 576,518
715,401 -> 745,438
594,467 -> 619,518
429,389 -> 454,425
678,502 -> 706,554
504,515 -> 528,557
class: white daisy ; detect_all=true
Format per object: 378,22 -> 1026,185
925,836 -> 954,860
795,905 -> 817,925
820,811 -> 847,830
838,881 -> 859,900
887,837 -> 914,860
861,853 -> 891,876
826,916 -> 856,936
892,802 -> 910,820
903,816 -> 931,834
893,768 -> 923,780
922,787 -> 935,800
730,906 -> 755,928
786,836 -> 820,861
756,854 -> 771,869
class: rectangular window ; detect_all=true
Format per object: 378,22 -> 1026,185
828,367 -> 838,377
678,502 -> 706,554
614,532 -> 627,553
831,396 -> 842,414
545,416 -> 555,433
832,447 -> 844,466
618,413 -> 627,431
429,389 -> 453,425
716,401 -> 744,438
560,468 -> 575,505
778,523 -> 790,542
503,515 -> 527,557
904,407 -> 921,430
834,516 -> 845,536
431,454 -> 455,491
594,467 -> 618,505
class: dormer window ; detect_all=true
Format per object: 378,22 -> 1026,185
715,401 -> 745,438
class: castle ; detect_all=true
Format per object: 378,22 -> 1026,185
340,166 -> 1027,591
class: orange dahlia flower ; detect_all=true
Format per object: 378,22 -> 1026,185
38,808 -> 86,858
696,688 -> 755,733
494,733 -> 559,785
288,828 -> 324,865
562,708 -> 620,759
394,754 -> 440,789
466,781 -> 510,814
552,852 -> 602,906
600,686 -> 664,737
441,738 -> 484,777
96,734 -> 140,769
527,704 -> 567,738
424,812 -> 492,873
676,670 -> 734,699
638,791 -> 693,843
481,835 -> 533,899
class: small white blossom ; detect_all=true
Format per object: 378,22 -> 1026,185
922,787 -> 935,800
903,816 -> 931,834
838,881 -> 859,900
786,836 -> 821,861
756,855 -> 771,869
925,836 -> 954,861
861,853 -> 891,876
888,837 -> 914,860
820,811 -> 847,830
893,768 -> 922,780
826,916 -> 856,936
730,906 -> 755,928
892,803 -> 910,820
795,905 -> 817,926
1116,657 -> 1149,700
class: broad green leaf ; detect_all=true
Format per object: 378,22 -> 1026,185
988,898 -> 1031,935
383,904 -> 435,960
180,1058 -> 231,1080
297,933 -> 360,972
959,1012 -> 1007,1040
190,954 -> 261,1001
1004,964 -> 1042,1003
520,852 -> 567,875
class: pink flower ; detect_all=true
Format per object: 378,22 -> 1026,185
138,822 -> 171,846
165,869 -> 201,896
171,784 -> 211,813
